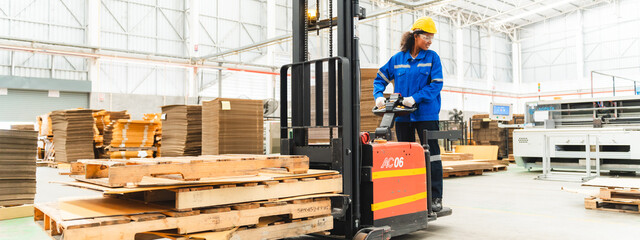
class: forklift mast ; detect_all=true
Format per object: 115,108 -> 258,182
280,0 -> 364,237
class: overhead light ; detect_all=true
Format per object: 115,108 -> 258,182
493,0 -> 577,26
307,9 -> 317,21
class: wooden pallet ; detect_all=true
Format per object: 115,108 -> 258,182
584,197 -> 640,214
482,164 -> 508,172
34,197 -> 332,240
140,215 -> 333,240
72,155 -> 309,187
598,188 -> 640,202
443,169 -> 484,178
110,174 -> 342,210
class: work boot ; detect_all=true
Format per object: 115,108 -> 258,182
432,198 -> 442,212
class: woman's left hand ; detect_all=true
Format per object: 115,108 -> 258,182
402,96 -> 416,107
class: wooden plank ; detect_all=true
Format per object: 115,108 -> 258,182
171,176 -> 341,210
38,198 -> 332,240
39,197 -> 167,221
61,169 -> 338,193
74,156 -> 310,187
442,161 -> 493,172
0,204 -> 33,220
189,215 -> 333,240
454,145 -> 499,160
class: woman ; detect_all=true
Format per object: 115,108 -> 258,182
372,16 -> 444,212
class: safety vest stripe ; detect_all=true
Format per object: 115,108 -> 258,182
377,70 -> 390,83
372,168 -> 426,180
394,64 -> 410,69
432,78 -> 443,82
417,63 -> 432,67
371,192 -> 427,211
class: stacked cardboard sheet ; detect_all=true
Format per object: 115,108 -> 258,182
161,105 -> 202,157
202,99 -> 263,155
50,109 -> 95,162
0,130 -> 37,206
471,114 -> 524,157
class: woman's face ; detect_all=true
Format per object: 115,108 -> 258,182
414,33 -> 434,50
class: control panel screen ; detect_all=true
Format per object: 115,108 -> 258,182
492,105 -> 510,116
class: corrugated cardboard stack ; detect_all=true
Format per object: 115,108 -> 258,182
471,114 -> 524,157
161,105 -> 202,157
0,130 -> 37,206
307,68 -> 393,143
360,68 -> 385,133
202,98 -> 263,155
50,109 -> 95,162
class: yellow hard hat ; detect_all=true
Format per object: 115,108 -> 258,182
411,17 -> 437,34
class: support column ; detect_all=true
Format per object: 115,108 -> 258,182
455,20 -> 464,84
576,9 -> 584,82
511,32 -> 522,89
187,0 -> 200,58
87,0 -> 100,91
487,33 -> 495,89
267,0 -> 276,99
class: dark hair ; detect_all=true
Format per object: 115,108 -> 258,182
400,30 -> 426,52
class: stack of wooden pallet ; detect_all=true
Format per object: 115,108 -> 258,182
0,129 -> 37,206
161,105 -> 202,157
50,109 -> 95,162
37,154 -> 340,239
107,119 -> 160,159
202,99 -> 264,155
440,145 -> 509,178
583,178 -> 640,214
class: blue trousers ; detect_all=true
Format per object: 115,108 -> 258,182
395,121 -> 443,199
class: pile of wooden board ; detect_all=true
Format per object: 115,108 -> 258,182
440,145 -> 508,178
202,99 -> 263,155
37,154 -> 340,239
107,119 -> 160,159
583,178 -> 640,214
161,105 -> 202,157
0,129 -> 37,206
50,109 -> 95,162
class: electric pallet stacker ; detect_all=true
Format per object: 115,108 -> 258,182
280,1 -> 454,239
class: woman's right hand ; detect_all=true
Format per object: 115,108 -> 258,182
375,97 -> 386,108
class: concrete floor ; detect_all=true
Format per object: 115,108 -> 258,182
2,166 -> 640,240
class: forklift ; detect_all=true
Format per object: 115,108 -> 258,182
280,1 -> 454,239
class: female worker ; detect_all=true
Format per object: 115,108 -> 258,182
372,16 -> 444,212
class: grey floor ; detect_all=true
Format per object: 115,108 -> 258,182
5,166 -> 640,240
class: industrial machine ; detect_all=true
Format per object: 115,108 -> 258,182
513,95 -> 640,180
279,1 -> 450,238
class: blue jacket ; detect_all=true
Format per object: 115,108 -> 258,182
373,50 -> 444,122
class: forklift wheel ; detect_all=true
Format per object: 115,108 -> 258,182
353,232 -> 368,240
353,226 -> 391,240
